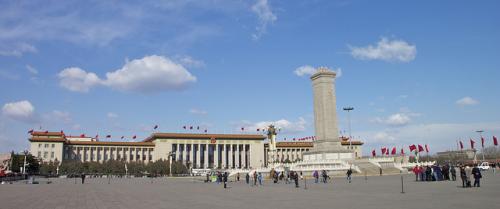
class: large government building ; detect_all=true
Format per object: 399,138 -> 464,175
29,131 -> 363,169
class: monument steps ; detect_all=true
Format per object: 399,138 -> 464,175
354,161 -> 381,175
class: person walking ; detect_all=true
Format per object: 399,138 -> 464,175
223,172 -> 228,189
460,165 -> 467,188
412,166 -> 420,181
450,165 -> 457,181
465,165 -> 472,187
81,173 -> 86,184
346,168 -> 353,183
322,170 -> 328,184
237,173 -> 240,182
293,172 -> 299,188
245,172 -> 250,185
258,172 -> 263,186
472,164 -> 482,187
313,170 -> 319,183
253,172 -> 257,186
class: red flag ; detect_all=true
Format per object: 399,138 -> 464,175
400,148 -> 405,155
28,129 -> 34,134
409,144 -> 417,152
80,134 -> 85,137
44,130 -> 49,134
459,141 -> 463,150
60,130 -> 64,134
183,126 -> 186,129
372,149 -> 376,157
190,126 -> 193,130
293,138 -> 296,141
481,137 -> 484,148
121,136 -> 124,139
133,135 -> 137,139
95,134 -> 99,139
204,129 -> 208,133
425,144 -> 429,153
257,128 -> 260,132
154,125 -> 158,130
381,147 -> 387,155
241,127 -> 244,131
494,136 -> 498,146
418,145 -> 424,152
106,135 -> 111,138
391,147 -> 396,155
470,139 -> 475,149
197,126 -> 200,130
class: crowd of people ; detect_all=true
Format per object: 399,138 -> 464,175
412,163 -> 485,188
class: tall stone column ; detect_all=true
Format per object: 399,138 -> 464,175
182,144 -> 187,164
196,144 -> 201,168
305,67 -> 353,160
221,144 -> 226,168
203,144 -> 209,168
214,144 -> 219,168
228,145 -> 233,168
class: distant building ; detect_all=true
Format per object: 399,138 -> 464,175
0,153 -> 11,172
436,149 -> 476,160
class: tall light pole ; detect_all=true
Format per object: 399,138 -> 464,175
343,107 -> 354,149
168,151 -> 176,177
476,130 -> 485,162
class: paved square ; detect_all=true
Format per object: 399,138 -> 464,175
1,172 -> 499,209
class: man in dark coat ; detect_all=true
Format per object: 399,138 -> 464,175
245,172 -> 250,184
81,173 -> 86,184
471,164 -> 482,187
223,172 -> 228,189
346,168 -> 353,183
460,165 -> 467,188
450,165 -> 457,181
293,172 -> 299,188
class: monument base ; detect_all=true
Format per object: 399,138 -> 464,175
302,151 -> 354,161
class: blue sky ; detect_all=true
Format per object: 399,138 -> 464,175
1,0 -> 499,155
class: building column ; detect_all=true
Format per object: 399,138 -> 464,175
182,144 -> 187,164
196,144 -> 203,168
203,144 -> 209,169
228,144 -> 233,169
213,144 -> 218,169
246,144 -> 250,168
235,144 -> 240,169
221,144 -> 226,169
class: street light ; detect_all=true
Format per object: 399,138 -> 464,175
168,151 -> 176,177
343,107 -> 354,150
476,130 -> 485,162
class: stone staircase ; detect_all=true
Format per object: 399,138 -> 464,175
354,160 -> 381,175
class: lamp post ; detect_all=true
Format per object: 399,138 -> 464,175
343,107 -> 354,149
168,151 -> 176,177
476,130 -> 485,162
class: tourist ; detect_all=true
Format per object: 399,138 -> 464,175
313,170 -> 319,183
245,172 -> 250,184
471,164 -> 482,187
412,166 -> 420,181
450,165 -> 457,181
321,170 -> 328,183
223,172 -> 228,189
465,165 -> 472,187
81,173 -> 86,184
346,168 -> 352,183
419,166 -> 425,182
206,173 -> 210,183
253,172 -> 258,186
460,165 -> 467,188
425,166 -> 432,181
293,172 -> 299,188
286,172 -> 290,184
237,173 -> 240,182
258,172 -> 263,186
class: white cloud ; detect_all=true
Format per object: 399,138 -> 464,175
251,0 -> 277,40
43,110 -> 72,124
189,108 -> 208,115
104,55 -> 197,93
456,96 -> 479,106
0,43 -> 37,57
373,131 -> 396,143
373,113 -> 413,126
294,65 -> 342,78
26,64 -> 38,75
242,117 -> 307,134
57,67 -> 102,93
294,65 -> 316,76
107,112 -> 118,118
349,37 -> 416,62
175,55 -> 205,68
57,55 -> 197,94
2,100 -> 36,123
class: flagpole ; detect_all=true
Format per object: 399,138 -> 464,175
476,130 -> 485,162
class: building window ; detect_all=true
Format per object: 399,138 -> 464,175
45,144 -> 49,148
52,144 -> 55,148
51,152 -> 54,158
38,144 -> 42,148
37,151 -> 41,158
43,151 -> 48,158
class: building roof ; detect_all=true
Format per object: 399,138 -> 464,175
143,133 -> 266,142
29,137 -> 66,142
66,141 -> 154,147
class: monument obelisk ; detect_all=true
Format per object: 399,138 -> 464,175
303,67 -> 353,161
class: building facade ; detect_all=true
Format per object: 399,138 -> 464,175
29,131 -> 266,169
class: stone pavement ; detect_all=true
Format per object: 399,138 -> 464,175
1,172 -> 499,209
